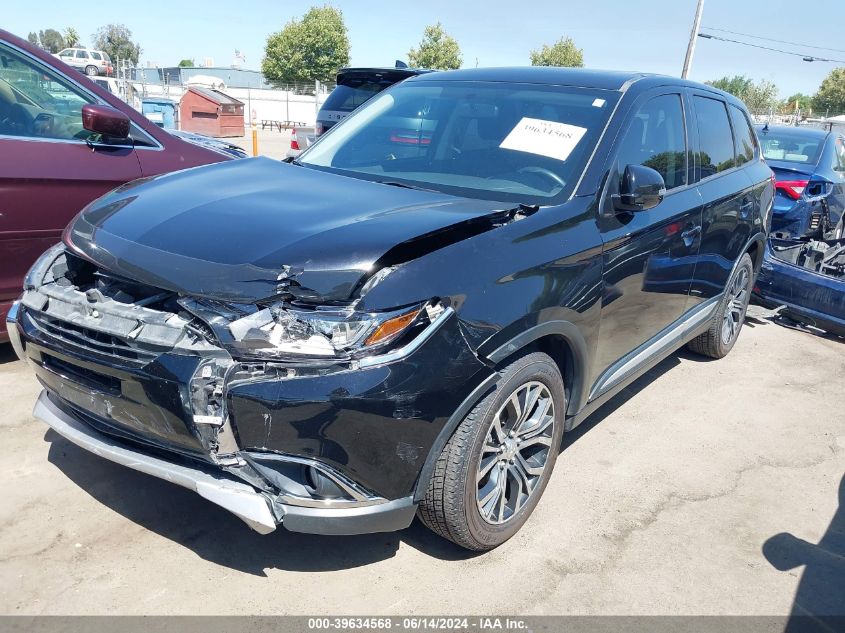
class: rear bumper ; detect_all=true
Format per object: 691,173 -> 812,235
753,241 -> 845,337
33,389 -> 418,535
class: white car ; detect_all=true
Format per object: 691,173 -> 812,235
55,48 -> 113,76
90,76 -> 123,100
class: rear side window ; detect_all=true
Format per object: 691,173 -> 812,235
75,50 -> 89,59
835,138 -> 845,170
615,93 -> 687,190
90,52 -> 102,61
729,105 -> 756,166
694,96 -> 735,177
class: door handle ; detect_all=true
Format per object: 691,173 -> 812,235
681,225 -> 701,247
739,199 -> 754,216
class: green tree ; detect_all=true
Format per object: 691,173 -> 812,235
706,75 -> 753,96
780,93 -> 812,115
742,80 -> 779,113
813,68 -> 845,115
262,5 -> 350,84
178,58 -> 195,67
529,36 -> 584,68
706,75 -> 779,113
27,32 -> 39,46
92,24 -> 142,65
38,29 -> 65,53
408,23 -> 462,70
63,27 -> 81,48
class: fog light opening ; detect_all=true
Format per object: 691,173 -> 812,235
305,465 -> 347,500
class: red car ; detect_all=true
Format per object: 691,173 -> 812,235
0,29 -> 233,342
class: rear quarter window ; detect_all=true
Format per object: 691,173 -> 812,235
694,96 -> 735,177
729,105 -> 756,166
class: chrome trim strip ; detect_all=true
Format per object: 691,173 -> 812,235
357,306 -> 455,369
33,390 -> 278,534
589,294 -> 722,400
254,453 -> 388,508
5,300 -> 20,324
6,300 -> 26,362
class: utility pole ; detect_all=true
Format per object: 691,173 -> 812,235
681,0 -> 705,79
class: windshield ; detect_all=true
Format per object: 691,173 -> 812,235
758,129 -> 824,165
301,80 -> 618,204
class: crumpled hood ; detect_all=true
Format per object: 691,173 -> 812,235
65,157 -> 509,303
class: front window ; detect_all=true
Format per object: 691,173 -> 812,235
0,43 -> 94,140
301,80 -> 619,204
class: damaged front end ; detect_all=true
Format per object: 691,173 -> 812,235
11,244 -> 485,535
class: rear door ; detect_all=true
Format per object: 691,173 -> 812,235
686,93 -> 756,307
0,40 -> 142,336
592,89 -> 703,383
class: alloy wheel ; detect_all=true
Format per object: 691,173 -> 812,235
721,267 -> 749,345
476,380 -> 556,525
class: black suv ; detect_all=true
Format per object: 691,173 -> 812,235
8,68 -> 772,551
316,65 -> 430,136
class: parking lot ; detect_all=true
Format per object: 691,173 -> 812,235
1,307 -> 842,615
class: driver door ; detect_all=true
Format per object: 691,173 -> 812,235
590,89 -> 704,391
0,39 -> 141,334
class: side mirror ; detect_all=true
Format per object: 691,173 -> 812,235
612,164 -> 666,212
82,104 -> 130,139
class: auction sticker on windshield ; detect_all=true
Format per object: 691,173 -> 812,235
499,118 -> 587,162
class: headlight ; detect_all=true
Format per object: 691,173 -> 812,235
23,243 -> 65,290
227,302 -> 428,357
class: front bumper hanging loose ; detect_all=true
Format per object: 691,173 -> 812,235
33,390 -> 419,535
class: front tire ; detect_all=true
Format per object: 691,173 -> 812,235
418,352 -> 565,551
687,253 -> 754,359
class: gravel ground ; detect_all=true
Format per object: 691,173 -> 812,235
1,307 -> 843,616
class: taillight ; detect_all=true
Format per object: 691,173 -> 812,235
775,180 -> 808,200
290,129 -> 300,151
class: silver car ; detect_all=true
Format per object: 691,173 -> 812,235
55,48 -> 112,76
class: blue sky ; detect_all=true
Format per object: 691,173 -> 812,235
6,0 -> 844,96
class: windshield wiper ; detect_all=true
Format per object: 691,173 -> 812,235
375,180 -> 438,193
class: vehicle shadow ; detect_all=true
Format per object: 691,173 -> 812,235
561,352 -> 682,450
762,473 -> 845,631
42,348 -> 689,574
44,429 -> 478,575
0,343 -> 19,365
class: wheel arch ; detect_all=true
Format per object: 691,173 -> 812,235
413,321 -> 589,502
744,233 -> 766,274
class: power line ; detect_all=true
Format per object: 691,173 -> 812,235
697,32 -> 845,64
701,27 -> 845,54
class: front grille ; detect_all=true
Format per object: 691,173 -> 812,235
27,310 -> 159,365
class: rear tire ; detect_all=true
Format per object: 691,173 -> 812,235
687,253 -> 754,359
85,65 -> 98,76
418,352 -> 565,551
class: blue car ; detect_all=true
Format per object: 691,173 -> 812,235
756,124 -> 845,240
754,237 -> 845,337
